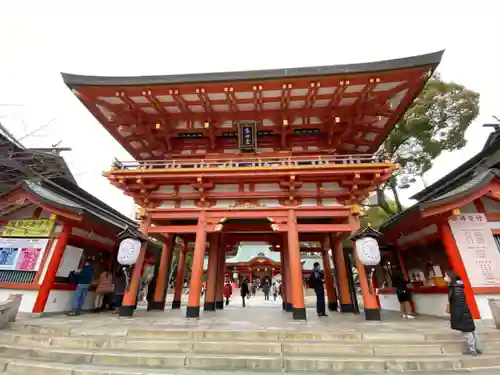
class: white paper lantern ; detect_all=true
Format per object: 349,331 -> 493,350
117,238 -> 142,265
355,237 -> 381,266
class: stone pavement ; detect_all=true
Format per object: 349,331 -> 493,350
0,295 -> 498,374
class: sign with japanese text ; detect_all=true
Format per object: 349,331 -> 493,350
237,122 -> 257,152
2,219 -> 55,238
0,238 -> 49,271
449,214 -> 500,287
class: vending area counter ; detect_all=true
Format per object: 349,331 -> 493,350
378,286 -> 449,317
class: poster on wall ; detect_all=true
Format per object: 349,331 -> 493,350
0,238 -> 49,271
449,214 -> 500,287
2,219 -> 54,237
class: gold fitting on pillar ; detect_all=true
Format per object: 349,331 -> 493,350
350,204 -> 361,215
494,191 -> 500,199
137,207 -> 147,219
452,208 -> 461,216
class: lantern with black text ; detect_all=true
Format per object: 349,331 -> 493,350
117,238 -> 142,265
350,226 -> 382,266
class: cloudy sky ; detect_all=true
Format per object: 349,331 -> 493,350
1,1 -> 498,217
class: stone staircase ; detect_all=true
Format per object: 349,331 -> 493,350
0,322 -> 500,374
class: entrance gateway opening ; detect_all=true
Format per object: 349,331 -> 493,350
61,50 -> 443,321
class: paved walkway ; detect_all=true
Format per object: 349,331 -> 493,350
18,295 -> 494,334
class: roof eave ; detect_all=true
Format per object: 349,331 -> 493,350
61,50 -> 444,88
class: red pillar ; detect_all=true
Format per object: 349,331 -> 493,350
120,216 -> 151,316
172,247 -> 186,309
186,211 -> 207,318
287,209 -> 306,320
151,237 -> 173,310
215,245 -> 225,309
332,238 -> 354,313
32,223 -> 71,314
322,249 -> 337,311
204,234 -> 219,311
438,220 -> 480,319
353,242 -> 381,321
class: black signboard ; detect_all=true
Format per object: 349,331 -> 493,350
238,122 -> 257,152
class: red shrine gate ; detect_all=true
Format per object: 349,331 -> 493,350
62,50 -> 443,320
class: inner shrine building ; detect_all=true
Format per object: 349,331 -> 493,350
62,50 -> 443,320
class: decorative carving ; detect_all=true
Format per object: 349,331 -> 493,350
228,202 -> 262,210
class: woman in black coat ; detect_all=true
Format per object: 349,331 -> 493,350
392,273 -> 413,319
445,271 -> 482,355
240,279 -> 250,307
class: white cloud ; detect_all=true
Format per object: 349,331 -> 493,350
1,0 -> 498,214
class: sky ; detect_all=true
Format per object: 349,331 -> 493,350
0,0 -> 499,218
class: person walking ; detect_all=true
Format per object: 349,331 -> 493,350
224,281 -> 233,306
263,280 -> 271,300
272,282 -> 278,301
392,272 -> 414,319
68,259 -> 94,316
111,267 -> 126,313
240,278 -> 250,307
311,262 -> 327,317
445,271 -> 482,356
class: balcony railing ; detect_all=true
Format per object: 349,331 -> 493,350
111,154 -> 385,172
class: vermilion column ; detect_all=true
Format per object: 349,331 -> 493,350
287,209 -> 306,320
32,223 -> 71,314
353,241 -> 381,321
186,211 -> 208,318
322,250 -> 338,311
215,245 -> 225,309
151,238 -> 173,310
172,247 -> 186,309
332,238 -> 354,313
120,217 -> 151,316
279,250 -> 287,311
283,236 -> 293,312
439,220 -> 481,319
204,234 -> 220,311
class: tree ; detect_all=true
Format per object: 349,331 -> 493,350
361,200 -> 399,228
375,73 -> 480,215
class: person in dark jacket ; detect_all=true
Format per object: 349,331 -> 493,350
68,259 -> 94,316
392,273 -> 414,319
311,262 -> 327,317
240,278 -> 250,307
445,271 -> 482,356
262,281 -> 271,300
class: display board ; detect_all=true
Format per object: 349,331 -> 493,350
0,238 -> 49,271
449,214 -> 500,287
56,246 -> 83,277
2,219 -> 55,237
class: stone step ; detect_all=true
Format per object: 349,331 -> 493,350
3,332 -> 500,356
3,357 -> 499,375
0,342 -> 500,372
8,323 -> 500,343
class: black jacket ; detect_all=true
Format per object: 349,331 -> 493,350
240,281 -> 249,297
448,281 -> 475,332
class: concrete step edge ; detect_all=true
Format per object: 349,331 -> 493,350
1,342 -> 500,360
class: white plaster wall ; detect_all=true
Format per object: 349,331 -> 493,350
212,184 -> 239,193
155,185 -> 175,193
44,290 -> 96,313
159,201 -> 176,208
39,239 -> 58,285
255,183 -> 280,192
258,199 -> 281,207
321,182 -> 341,190
0,289 -> 38,313
213,200 -> 237,208
475,294 -> 500,320
413,294 -> 449,317
300,199 -> 318,207
379,294 -> 400,312
298,183 -> 317,192
180,200 -> 196,208
322,199 -> 341,206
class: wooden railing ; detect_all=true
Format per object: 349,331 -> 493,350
111,154 -> 384,171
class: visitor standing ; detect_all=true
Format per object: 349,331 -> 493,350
112,267 -> 126,313
392,272 -> 414,319
445,271 -> 482,356
68,259 -> 94,316
94,267 -> 113,312
311,262 -> 327,317
263,280 -> 270,300
272,282 -> 278,301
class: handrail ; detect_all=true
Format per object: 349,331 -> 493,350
111,154 -> 384,171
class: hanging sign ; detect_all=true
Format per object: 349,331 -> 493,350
2,219 -> 55,238
449,214 -> 500,287
0,238 -> 49,271
117,238 -> 142,266
238,122 -> 257,152
355,237 -> 381,266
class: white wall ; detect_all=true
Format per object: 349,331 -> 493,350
379,294 -> 400,312
0,289 -> 37,313
475,294 -> 498,320
413,294 -> 449,317
44,290 -> 96,313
